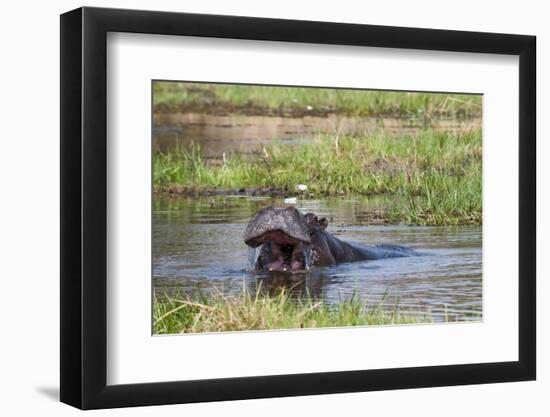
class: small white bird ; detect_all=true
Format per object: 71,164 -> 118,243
296,184 -> 308,191
284,197 -> 297,204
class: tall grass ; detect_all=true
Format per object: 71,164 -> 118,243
153,288 -> 427,334
153,82 -> 481,118
154,129 -> 482,225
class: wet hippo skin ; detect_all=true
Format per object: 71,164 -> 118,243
244,206 -> 418,272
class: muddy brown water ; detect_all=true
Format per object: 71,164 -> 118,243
153,196 -> 482,322
153,113 -> 481,157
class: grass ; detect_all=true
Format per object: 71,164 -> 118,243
153,288 -> 427,334
153,82 -> 482,118
154,128 -> 482,225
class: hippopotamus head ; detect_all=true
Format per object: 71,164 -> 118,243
243,206 -> 329,272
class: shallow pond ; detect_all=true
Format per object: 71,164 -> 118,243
153,113 -> 481,157
153,196 -> 482,322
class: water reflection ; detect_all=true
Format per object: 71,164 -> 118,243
153,196 -> 482,322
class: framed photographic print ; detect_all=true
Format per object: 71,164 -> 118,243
60,6 -> 536,409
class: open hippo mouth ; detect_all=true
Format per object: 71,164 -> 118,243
244,207 -> 312,272
245,207 -> 420,271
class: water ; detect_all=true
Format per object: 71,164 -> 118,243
153,113 -> 481,157
153,196 -> 482,322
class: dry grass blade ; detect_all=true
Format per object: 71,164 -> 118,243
154,299 -> 214,325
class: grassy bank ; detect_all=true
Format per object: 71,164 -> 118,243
154,129 -> 482,225
153,82 -> 482,118
153,289 -> 427,334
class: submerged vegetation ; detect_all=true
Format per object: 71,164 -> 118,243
153,82 -> 482,118
154,128 -> 482,225
153,288 -> 428,334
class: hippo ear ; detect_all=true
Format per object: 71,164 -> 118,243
319,217 -> 328,229
304,213 -> 316,223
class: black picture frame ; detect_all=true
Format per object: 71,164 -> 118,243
60,6 -> 536,410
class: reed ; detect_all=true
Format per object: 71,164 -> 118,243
153,129 -> 482,225
153,288 -> 428,334
153,82 -> 481,118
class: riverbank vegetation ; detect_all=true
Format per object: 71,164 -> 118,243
152,84 -> 482,331
154,128 -> 482,225
153,82 -> 482,118
153,289 -> 428,334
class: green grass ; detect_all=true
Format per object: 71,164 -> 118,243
153,82 -> 482,118
153,129 -> 482,225
153,288 -> 427,334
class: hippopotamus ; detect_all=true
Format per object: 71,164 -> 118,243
243,206 -> 419,272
